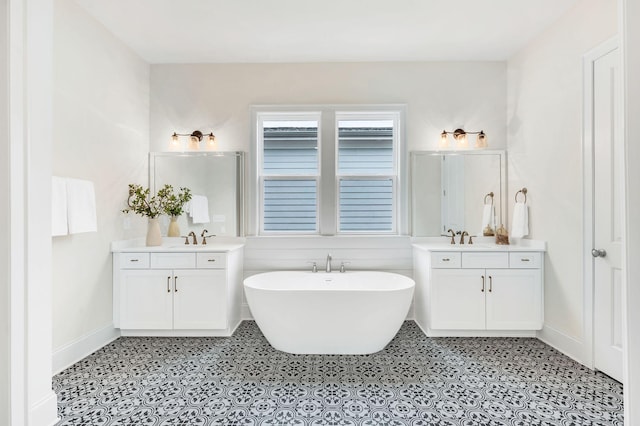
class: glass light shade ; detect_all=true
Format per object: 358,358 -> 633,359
188,136 -> 200,150
207,134 -> 216,149
475,131 -> 487,148
170,133 -> 180,150
455,133 -> 468,148
439,131 -> 449,149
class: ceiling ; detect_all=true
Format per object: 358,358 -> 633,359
74,0 -> 579,64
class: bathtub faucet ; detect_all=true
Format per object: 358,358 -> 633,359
326,253 -> 332,273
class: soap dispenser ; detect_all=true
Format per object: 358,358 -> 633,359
495,224 -> 509,245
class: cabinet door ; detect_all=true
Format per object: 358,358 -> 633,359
119,270 -> 173,329
173,269 -> 227,330
430,269 -> 486,330
486,269 -> 542,330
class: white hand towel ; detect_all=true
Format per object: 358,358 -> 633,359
188,195 -> 210,224
480,204 -> 495,235
51,176 -> 68,236
510,202 -> 529,238
66,178 -> 98,234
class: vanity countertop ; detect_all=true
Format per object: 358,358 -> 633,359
411,237 -> 546,252
111,237 -> 245,253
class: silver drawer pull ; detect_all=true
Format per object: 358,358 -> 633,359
442,258 -> 450,262
207,259 -> 216,262
521,258 -> 530,262
130,259 -> 139,262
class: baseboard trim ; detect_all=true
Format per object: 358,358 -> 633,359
29,391 -> 59,426
537,324 -> 590,367
52,324 -> 120,375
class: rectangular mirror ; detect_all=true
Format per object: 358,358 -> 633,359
411,150 -> 506,236
149,152 -> 245,237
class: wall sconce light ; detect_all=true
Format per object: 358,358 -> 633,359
170,130 -> 217,150
439,128 -> 487,149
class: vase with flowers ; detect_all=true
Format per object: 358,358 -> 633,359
157,185 -> 192,237
123,184 -> 192,246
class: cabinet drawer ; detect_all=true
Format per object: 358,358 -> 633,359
119,253 -> 150,269
509,252 -> 542,268
196,253 -> 226,269
150,253 -> 196,269
430,252 -> 461,268
462,252 -> 508,269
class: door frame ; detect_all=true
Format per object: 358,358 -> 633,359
582,36 -> 621,370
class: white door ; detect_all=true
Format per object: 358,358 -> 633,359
592,46 -> 624,383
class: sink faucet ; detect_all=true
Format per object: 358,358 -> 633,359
459,231 -> 469,245
188,231 -> 198,245
326,253 -> 332,273
201,229 -> 214,245
447,229 -> 456,244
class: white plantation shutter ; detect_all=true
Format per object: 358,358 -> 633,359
261,121 -> 319,232
338,120 -> 396,232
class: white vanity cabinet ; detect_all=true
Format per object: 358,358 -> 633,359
413,244 -> 544,337
113,246 -> 243,337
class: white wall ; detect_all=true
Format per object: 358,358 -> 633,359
0,0 -> 9,421
52,0 -> 149,370
507,0 -> 617,363
150,62 -> 507,154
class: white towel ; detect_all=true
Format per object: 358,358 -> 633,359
510,202 -> 529,238
51,176 -> 68,236
66,178 -> 98,234
188,195 -> 210,224
480,204 -> 495,235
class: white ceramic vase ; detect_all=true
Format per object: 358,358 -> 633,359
146,217 -> 162,246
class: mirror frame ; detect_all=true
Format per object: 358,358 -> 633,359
149,151 -> 245,237
410,149 -> 507,236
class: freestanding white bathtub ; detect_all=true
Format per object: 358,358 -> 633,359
243,271 -> 415,355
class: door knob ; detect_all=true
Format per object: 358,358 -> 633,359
591,248 -> 607,258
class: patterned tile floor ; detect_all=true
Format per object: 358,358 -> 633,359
54,321 -> 623,425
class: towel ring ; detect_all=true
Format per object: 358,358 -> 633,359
484,192 -> 494,205
515,188 -> 528,203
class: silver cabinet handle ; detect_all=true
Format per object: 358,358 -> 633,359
481,275 -> 485,292
442,258 -> 450,262
167,276 -> 171,293
174,276 -> 178,292
489,276 -> 493,292
207,259 -> 216,262
592,249 -> 607,258
521,258 -> 530,262
130,259 -> 139,262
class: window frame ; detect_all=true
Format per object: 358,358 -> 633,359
251,105 -> 407,236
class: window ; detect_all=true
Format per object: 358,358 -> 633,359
337,117 -> 396,232
255,107 -> 403,235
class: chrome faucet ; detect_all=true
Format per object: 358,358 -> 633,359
326,253 -> 332,273
187,231 -> 198,245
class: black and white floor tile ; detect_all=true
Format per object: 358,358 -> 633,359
54,321 -> 623,425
